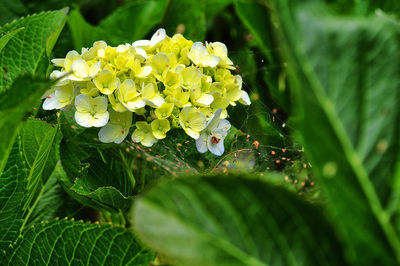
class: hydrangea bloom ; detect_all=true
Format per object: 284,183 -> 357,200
44,28 -> 251,156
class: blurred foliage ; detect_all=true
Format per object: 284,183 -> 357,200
1,0 -> 399,265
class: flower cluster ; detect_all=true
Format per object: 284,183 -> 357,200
43,29 -> 251,156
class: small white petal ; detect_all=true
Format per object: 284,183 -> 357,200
137,66 -> 152,78
93,112 -> 109,127
239,90 -> 251,105
123,98 -> 146,111
195,94 -> 214,107
70,59 -> 89,79
146,95 -> 165,107
213,119 -> 231,137
206,108 -> 222,128
98,124 -> 122,143
135,47 -> 147,59
51,58 -> 65,67
207,134 -> 225,156
75,112 -> 93,128
195,133 -> 208,153
42,93 -> 58,110
150,28 -> 167,47
75,94 -> 92,112
202,54 -> 220,68
114,128 -> 129,144
89,61 -> 101,77
185,128 -> 200,139
93,96 -> 108,113
132,40 -> 151,48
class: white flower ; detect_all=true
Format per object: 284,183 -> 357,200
98,109 -> 132,144
188,42 -> 220,68
68,59 -> 101,81
42,83 -> 77,110
196,108 -> 231,156
74,94 -> 109,128
132,28 -> 167,49
239,90 -> 251,105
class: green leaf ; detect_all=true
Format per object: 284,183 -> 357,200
0,0 -> 27,27
234,0 -> 290,110
272,0 -> 400,263
205,0 -> 233,25
68,0 -> 168,50
67,8 -> 106,50
6,219 -> 154,265
24,172 -> 87,229
99,0 -> 169,44
234,0 -> 274,63
0,75 -> 52,175
71,182 -> 132,213
0,27 -> 24,53
20,118 -> 60,211
0,140 -> 27,252
0,8 -> 68,91
162,0 -> 206,41
133,174 -> 345,266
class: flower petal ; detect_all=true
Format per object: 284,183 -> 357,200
195,133 -> 208,153
70,59 -> 89,79
150,28 -> 167,47
93,112 -> 109,127
207,134 -> 224,156
42,93 -> 58,110
75,94 -> 93,112
202,54 -> 220,68
195,93 -> 214,107
93,96 -> 108,113
75,111 -> 93,128
98,124 -> 122,143
239,90 -> 251,105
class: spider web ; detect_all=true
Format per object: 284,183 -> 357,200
123,49 -> 318,198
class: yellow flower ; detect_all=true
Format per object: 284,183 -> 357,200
206,41 -> 235,69
141,82 -> 165,107
155,103 -> 174,119
42,83 -> 76,110
69,59 -> 101,81
188,42 -> 220,68
132,121 -> 157,147
118,79 -> 145,111
132,28 -> 167,51
93,69 -> 119,95
51,50 -> 81,71
74,94 -> 109,128
165,88 -> 190,108
98,108 -> 132,144
151,119 -> 170,139
178,107 -> 207,139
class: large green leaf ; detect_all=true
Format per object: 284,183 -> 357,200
5,219 -> 154,265
272,0 -> 400,263
234,0 -> 274,63
0,140 -> 27,252
99,0 -> 169,44
0,27 -> 24,53
0,75 -> 53,175
70,151 -> 134,212
24,172 -> 87,229
0,0 -> 27,27
20,118 -> 60,211
162,0 -> 206,41
68,0 -> 168,50
133,175 -> 344,266
0,8 -> 68,91
234,0 -> 290,111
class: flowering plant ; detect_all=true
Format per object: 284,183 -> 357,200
43,29 -> 251,156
